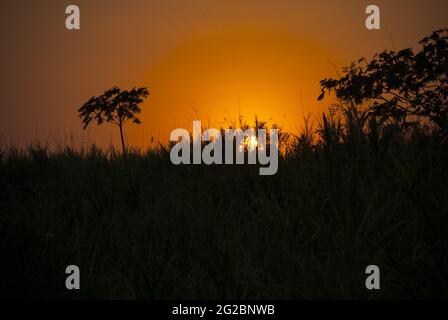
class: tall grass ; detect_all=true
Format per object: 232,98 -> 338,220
0,108 -> 447,299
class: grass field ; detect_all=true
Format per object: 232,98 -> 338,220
1,110 -> 448,299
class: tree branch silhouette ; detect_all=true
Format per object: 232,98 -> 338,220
318,29 -> 448,137
78,86 -> 149,156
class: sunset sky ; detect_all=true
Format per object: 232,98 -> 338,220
0,0 -> 446,149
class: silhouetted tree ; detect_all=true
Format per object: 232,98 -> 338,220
318,29 -> 448,136
78,87 -> 149,156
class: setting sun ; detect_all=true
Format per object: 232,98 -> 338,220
136,27 -> 340,147
240,135 -> 259,152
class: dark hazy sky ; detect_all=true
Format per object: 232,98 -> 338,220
0,0 -> 447,148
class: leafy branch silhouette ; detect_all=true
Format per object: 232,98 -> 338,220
318,28 -> 448,137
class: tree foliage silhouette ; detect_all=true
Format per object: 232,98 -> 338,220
318,28 -> 448,136
78,87 -> 149,155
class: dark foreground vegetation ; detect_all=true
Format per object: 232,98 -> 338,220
1,110 -> 447,299
0,28 -> 447,299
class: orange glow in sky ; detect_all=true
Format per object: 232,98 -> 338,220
0,0 -> 446,149
135,27 -> 341,147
